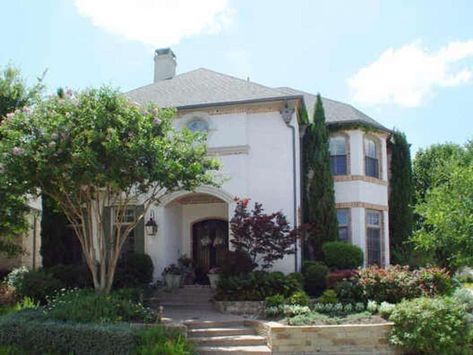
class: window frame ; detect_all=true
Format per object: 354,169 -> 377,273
363,135 -> 381,178
112,206 -> 136,255
336,208 -> 351,242
329,134 -> 349,176
366,209 -> 383,266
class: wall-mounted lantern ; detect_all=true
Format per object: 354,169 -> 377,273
145,210 -> 158,236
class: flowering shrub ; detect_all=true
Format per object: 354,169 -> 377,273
356,265 -> 452,304
6,267 -> 29,290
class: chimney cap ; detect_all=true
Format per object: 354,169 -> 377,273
154,48 -> 176,59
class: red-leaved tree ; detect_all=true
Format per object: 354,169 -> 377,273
230,198 -> 299,269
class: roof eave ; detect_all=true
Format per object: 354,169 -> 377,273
326,120 -> 392,134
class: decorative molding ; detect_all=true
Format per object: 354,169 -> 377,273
176,193 -> 225,205
333,175 -> 388,186
176,99 -> 301,118
207,145 -> 250,156
336,202 -> 388,211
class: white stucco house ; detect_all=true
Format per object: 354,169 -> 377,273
123,48 -> 391,281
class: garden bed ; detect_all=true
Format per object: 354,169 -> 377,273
256,320 -> 398,354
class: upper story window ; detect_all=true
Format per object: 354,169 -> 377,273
187,118 -> 209,133
329,136 -> 348,175
364,137 -> 379,178
336,208 -> 350,242
366,210 -> 382,265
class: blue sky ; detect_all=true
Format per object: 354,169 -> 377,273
1,0 -> 472,153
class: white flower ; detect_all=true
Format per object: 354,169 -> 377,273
152,117 -> 161,126
12,147 -> 25,156
48,141 -> 56,148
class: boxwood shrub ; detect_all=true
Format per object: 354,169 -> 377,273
322,241 -> 363,270
389,297 -> 470,354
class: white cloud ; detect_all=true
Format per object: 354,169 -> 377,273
348,40 -> 473,107
74,0 -> 234,47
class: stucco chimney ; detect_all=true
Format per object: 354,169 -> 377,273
154,48 -> 176,83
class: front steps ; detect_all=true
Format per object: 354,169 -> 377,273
154,285 -> 215,309
186,321 -> 271,355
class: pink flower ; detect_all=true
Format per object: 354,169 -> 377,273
12,147 -> 25,156
22,106 -> 31,114
6,112 -> 14,120
152,117 -> 161,126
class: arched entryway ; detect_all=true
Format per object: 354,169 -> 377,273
192,219 -> 229,271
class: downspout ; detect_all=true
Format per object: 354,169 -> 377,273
280,104 -> 298,272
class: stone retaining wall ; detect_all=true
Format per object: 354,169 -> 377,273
213,301 -> 264,316
259,321 -> 399,354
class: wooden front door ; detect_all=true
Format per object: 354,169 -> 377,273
192,219 -> 229,271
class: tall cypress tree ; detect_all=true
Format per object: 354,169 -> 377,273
388,130 -> 414,263
303,94 -> 338,260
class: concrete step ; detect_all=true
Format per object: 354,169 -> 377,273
189,327 -> 256,338
190,335 -> 267,347
196,345 -> 271,354
185,320 -> 245,329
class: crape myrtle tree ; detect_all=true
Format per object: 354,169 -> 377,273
230,198 -> 298,269
302,94 -> 337,260
0,87 -> 219,293
0,64 -> 44,256
388,130 -> 414,263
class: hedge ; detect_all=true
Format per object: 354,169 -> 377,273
0,310 -> 139,355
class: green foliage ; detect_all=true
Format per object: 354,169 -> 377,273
114,253 -> 154,288
6,267 -> 28,290
0,64 -> 44,257
322,241 -> 363,269
452,288 -> 473,313
334,279 -> 364,304
265,294 -> 285,308
388,130 -> 414,263
312,302 -> 366,317
378,301 -> 395,319
389,297 -> 470,354
287,290 -> 310,306
133,326 -> 195,355
416,267 -> 454,296
318,289 -> 338,304
286,311 -> 373,326
46,264 -> 92,289
215,271 -> 301,301
302,94 -> 337,260
303,262 -> 328,297
45,288 -> 156,323
0,310 -> 138,355
413,164 -> 473,269
14,270 -> 63,304
287,272 -> 304,289
220,250 -> 256,276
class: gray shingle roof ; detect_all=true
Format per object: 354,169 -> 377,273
127,68 -> 296,109
276,87 -> 389,131
126,68 -> 388,131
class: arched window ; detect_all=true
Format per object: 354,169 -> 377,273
329,136 -> 348,175
364,137 -> 379,178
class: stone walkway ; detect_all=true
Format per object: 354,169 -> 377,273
148,285 -> 271,354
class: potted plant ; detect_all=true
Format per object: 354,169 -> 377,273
178,255 -> 194,285
162,264 -> 182,289
207,267 -> 221,289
